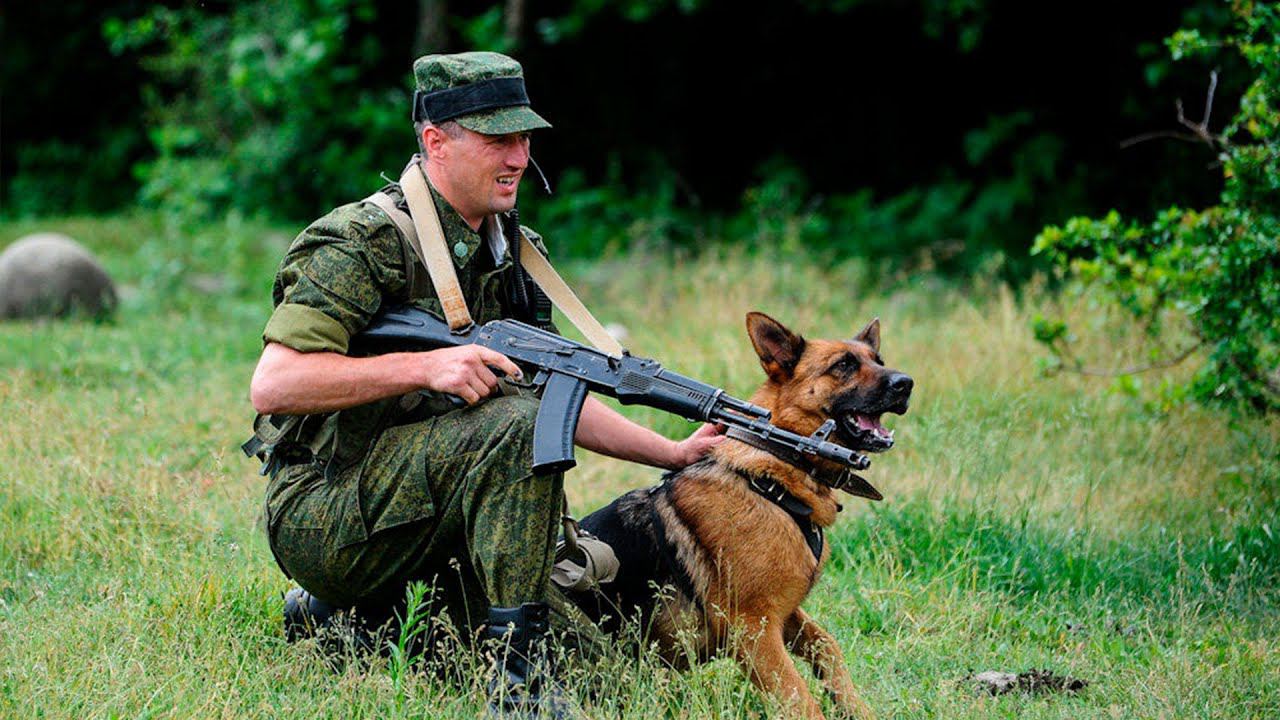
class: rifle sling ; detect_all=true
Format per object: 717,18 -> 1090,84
380,156 -> 624,355
513,231 -> 624,356
397,157 -> 474,331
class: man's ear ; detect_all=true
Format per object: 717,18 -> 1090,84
854,318 -> 881,353
421,125 -> 448,160
746,312 -> 806,382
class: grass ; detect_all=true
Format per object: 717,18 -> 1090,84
1,213 -> 1277,719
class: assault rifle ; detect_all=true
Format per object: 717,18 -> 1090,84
354,305 -> 873,483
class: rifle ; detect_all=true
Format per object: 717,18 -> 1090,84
353,305 -> 874,488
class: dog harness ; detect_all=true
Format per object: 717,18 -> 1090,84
732,468 -> 826,562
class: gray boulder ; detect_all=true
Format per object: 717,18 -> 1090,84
0,233 -> 118,319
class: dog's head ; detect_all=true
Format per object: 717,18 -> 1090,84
746,312 -> 913,454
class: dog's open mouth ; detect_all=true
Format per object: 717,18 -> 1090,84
839,412 -> 895,452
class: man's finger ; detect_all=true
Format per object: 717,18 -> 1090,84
476,364 -> 499,391
477,347 -> 522,380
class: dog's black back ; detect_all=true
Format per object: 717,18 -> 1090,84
574,481 -> 682,635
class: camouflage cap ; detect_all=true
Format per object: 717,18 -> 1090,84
412,51 -> 551,135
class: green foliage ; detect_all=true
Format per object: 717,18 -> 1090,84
5,131 -> 143,216
103,0 -> 405,224
1034,2 -> 1280,414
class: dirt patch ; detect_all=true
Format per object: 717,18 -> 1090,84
970,668 -> 1088,696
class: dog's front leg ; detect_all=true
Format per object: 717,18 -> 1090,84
784,609 -> 874,720
732,615 -> 825,719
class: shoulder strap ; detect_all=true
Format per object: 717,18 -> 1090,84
514,231 -> 624,357
363,191 -> 431,300
399,158 -> 474,331
383,156 -> 626,356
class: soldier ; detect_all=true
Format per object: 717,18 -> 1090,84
246,52 -> 723,714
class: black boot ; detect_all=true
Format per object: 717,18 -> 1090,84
483,602 -> 571,719
283,587 -> 340,642
283,587 -> 397,659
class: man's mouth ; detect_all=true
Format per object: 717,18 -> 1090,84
496,175 -> 519,188
839,412 -> 895,452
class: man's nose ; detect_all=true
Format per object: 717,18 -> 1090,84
506,140 -> 530,168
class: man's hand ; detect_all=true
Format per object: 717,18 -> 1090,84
418,345 -> 523,405
669,422 -> 726,468
250,342 -> 523,416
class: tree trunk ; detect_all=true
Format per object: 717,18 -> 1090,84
415,0 -> 449,56
503,0 -> 525,50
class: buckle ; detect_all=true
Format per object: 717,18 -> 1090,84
749,476 -> 787,503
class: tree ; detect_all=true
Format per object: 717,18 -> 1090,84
1033,2 -> 1280,413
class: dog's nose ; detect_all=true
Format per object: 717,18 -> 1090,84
889,373 -> 913,395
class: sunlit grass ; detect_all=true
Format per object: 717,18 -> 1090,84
1,215 -> 1276,718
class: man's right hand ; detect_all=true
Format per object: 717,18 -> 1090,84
251,342 -> 524,416
417,345 -> 523,405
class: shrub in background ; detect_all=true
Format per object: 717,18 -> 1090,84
103,0 -> 406,223
1033,2 -> 1280,413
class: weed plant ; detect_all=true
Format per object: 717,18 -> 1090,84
0,215 -> 1276,718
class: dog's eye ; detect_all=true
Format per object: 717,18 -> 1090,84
873,354 -> 884,366
829,354 -> 860,375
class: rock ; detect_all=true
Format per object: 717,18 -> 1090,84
0,233 -> 117,319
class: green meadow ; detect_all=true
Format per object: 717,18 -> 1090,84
1,215 -> 1277,719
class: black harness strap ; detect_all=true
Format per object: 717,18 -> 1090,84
731,467 -> 825,562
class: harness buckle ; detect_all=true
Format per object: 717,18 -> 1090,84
749,476 -> 787,504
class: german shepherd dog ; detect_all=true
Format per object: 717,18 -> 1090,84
570,313 -> 912,719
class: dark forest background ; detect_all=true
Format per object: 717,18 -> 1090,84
1,0 -> 1240,269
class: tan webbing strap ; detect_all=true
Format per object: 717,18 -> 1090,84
384,157 -> 625,355
363,192 -> 429,300
363,192 -> 415,254
516,232 -> 625,357
399,160 -> 474,330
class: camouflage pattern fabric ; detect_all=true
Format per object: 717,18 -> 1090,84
413,51 -> 551,135
259,168 -> 595,643
267,396 -> 559,629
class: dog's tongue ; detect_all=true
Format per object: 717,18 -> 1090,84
856,414 -> 885,432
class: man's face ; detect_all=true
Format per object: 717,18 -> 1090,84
430,126 -> 531,228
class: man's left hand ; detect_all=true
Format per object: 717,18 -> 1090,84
669,423 -> 726,469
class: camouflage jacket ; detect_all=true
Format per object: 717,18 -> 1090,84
257,172 -> 554,543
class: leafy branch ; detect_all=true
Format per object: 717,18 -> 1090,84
1033,1 -> 1280,415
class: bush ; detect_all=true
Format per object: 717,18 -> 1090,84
1033,2 -> 1280,414
104,0 -> 407,224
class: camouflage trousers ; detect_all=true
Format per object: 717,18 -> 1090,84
266,394 -> 599,643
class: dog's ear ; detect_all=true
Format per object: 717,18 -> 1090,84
854,318 -> 881,353
746,312 -> 806,381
